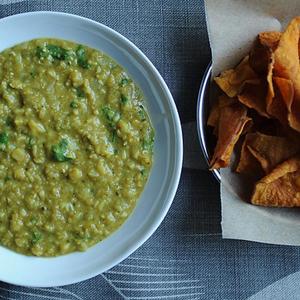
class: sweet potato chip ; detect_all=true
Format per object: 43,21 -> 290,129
210,102 -> 251,169
218,94 -> 236,107
207,100 -> 219,129
207,95 -> 237,136
281,126 -> 300,144
258,31 -> 282,50
267,76 -> 294,125
249,31 -> 281,74
235,138 -> 264,178
239,32 -> 281,119
274,18 -> 299,80
251,156 -> 300,207
238,132 -> 300,174
238,79 -> 269,117
248,32 -> 281,117
273,17 -> 300,131
214,56 -> 258,98
249,114 -> 281,136
266,52 -> 275,112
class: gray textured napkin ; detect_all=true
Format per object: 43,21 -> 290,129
0,1 -> 300,300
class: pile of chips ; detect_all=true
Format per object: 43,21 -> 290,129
209,17 -> 300,207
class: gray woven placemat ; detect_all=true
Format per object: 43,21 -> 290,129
0,1 -> 300,300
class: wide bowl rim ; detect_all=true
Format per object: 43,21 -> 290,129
0,11 -> 183,287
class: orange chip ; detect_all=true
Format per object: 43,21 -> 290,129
247,145 -> 269,172
218,94 -> 237,107
238,132 -> 300,174
210,102 -> 251,169
266,52 -> 275,111
287,91 -> 300,132
281,126 -> 300,144
273,17 -> 300,131
237,79 -> 269,117
214,56 -> 259,98
251,156 -> 300,207
249,115 -> 281,136
251,32 -> 281,117
258,31 -> 282,50
249,31 -> 281,74
207,95 -> 237,135
267,76 -> 294,125
207,100 -> 220,129
235,138 -> 264,179
274,18 -> 299,80
265,54 -> 293,128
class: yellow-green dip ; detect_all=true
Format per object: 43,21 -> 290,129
0,38 -> 154,256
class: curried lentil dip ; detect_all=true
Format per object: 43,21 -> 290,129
0,38 -> 154,256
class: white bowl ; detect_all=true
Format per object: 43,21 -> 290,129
0,11 -> 183,287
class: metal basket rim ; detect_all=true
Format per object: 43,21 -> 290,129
196,63 -> 221,182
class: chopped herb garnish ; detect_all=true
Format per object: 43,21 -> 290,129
102,106 -> 115,121
111,130 -> 117,143
138,105 -> 146,121
32,231 -> 42,244
31,217 -> 38,225
30,70 -> 36,78
76,45 -> 90,69
36,46 -> 48,59
36,44 -> 70,61
5,116 -> 13,127
4,176 -> 11,182
140,169 -> 146,176
76,87 -> 85,98
26,136 -> 34,150
52,138 -> 74,162
70,101 -> 78,109
120,94 -> 128,104
102,106 -> 121,130
142,139 -> 154,151
0,132 -> 8,145
142,130 -> 155,152
46,45 -> 69,60
120,78 -> 129,86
